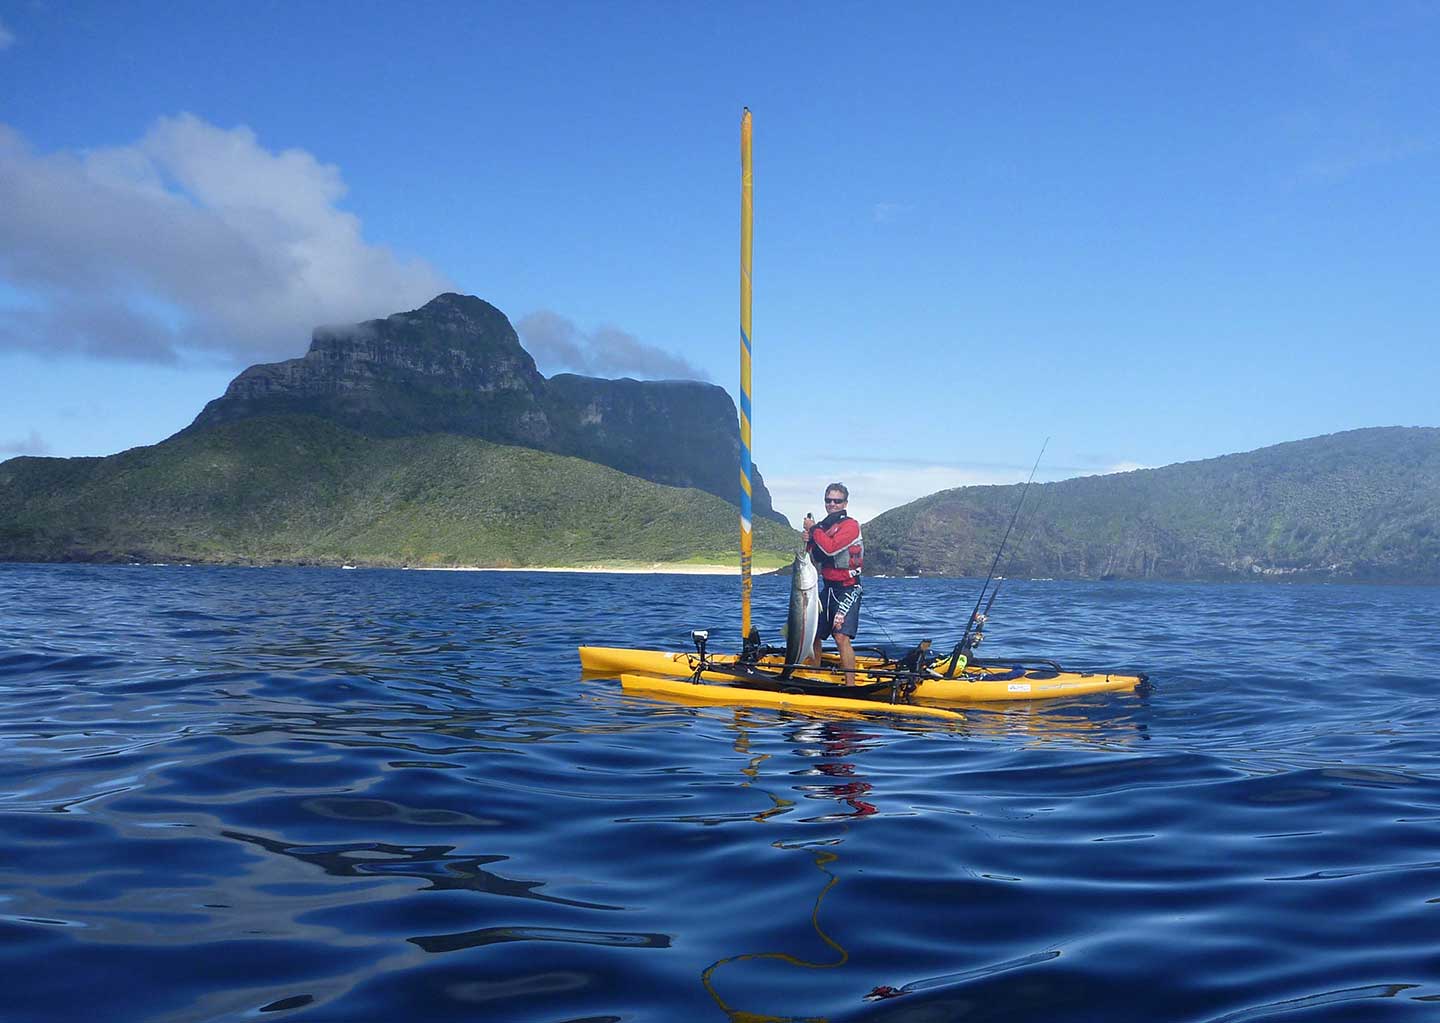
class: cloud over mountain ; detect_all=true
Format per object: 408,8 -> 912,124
0,429 -> 49,456
516,309 -> 709,381
0,114 -> 451,364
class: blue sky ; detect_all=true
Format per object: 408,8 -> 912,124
2,1 -> 1437,522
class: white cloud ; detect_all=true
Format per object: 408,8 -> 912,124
516,308 -> 708,380
0,17 -> 14,50
0,115 -> 452,364
0,429 -> 50,456
765,464 -> 1026,525
873,200 -> 912,224
1299,134 -> 1437,182
766,457 -> 1156,523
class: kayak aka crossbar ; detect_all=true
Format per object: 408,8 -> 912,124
696,661 -> 905,701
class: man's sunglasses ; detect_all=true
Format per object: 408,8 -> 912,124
824,497 -> 846,505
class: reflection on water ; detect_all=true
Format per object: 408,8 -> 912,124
223,830 -> 623,909
702,722 -> 875,1022
4,565 -> 1440,1022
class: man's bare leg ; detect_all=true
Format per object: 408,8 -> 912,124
834,633 -> 857,686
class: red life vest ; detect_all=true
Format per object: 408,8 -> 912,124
808,514 -> 863,585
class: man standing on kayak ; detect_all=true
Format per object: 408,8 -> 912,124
802,483 -> 863,685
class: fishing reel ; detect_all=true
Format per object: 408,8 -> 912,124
967,613 -> 987,650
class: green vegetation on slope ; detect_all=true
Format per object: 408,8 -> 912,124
866,427 -> 1440,582
0,415 -> 797,568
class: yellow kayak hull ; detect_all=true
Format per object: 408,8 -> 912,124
618,672 -> 965,722
580,646 -> 1144,703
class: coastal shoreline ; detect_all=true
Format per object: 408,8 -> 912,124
1,560 -> 787,575
414,563 -> 762,575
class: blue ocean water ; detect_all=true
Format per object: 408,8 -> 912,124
3,563 -> 1440,1023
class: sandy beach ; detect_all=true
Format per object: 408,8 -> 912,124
413,563 -> 764,575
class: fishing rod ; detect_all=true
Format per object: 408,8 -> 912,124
979,463 -> 1059,616
967,470 -> 1052,650
943,438 -> 1049,677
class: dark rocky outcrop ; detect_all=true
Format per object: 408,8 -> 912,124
188,293 -> 786,523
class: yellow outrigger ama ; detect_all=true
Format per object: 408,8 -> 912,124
616,670 -> 966,722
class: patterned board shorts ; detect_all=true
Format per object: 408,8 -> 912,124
816,582 -> 862,641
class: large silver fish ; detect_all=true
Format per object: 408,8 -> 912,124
784,542 -> 819,668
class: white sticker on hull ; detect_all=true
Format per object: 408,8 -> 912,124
1007,683 -> 1032,693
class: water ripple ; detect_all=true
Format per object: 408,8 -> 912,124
3,564 -> 1440,1022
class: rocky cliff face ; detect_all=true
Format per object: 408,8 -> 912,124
187,294 -> 785,523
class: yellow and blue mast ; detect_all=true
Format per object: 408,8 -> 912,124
739,108 -> 754,641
